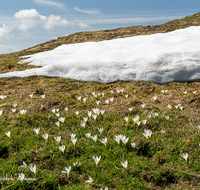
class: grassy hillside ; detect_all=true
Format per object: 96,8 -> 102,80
0,12 -> 200,190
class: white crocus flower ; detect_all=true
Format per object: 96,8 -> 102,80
0,95 -> 7,99
131,142 -> 136,147
110,97 -> 114,102
92,108 -> 100,115
165,116 -> 169,120
33,128 -> 40,135
18,173 -> 25,181
29,94 -> 33,98
114,135 -> 121,144
183,91 -> 187,94
116,89 -> 120,93
93,156 -> 101,165
73,162 -> 81,167
96,101 -> 100,105
58,117 -> 65,123
92,92 -> 96,96
128,107 -> 133,111
64,107 -> 68,111
88,111 -> 92,117
0,110 -> 3,116
153,112 -> 158,117
181,152 -> 188,161
197,126 -> 200,129
5,131 -> 10,138
105,99 -> 109,104
97,127 -> 103,134
21,161 -> 27,168
77,96 -> 81,101
82,97 -> 87,102
110,90 -> 114,94
125,94 -> 128,99
85,133 -> 91,138
160,129 -> 166,133
121,160 -> 128,169
100,137 -> 107,146
54,136 -> 61,143
55,121 -> 60,127
167,104 -> 172,109
175,105 -> 179,109
51,108 -> 56,113
12,103 -> 18,107
141,104 -> 145,108
101,188 -> 108,190
70,133 -> 76,138
11,109 -> 16,113
85,176 -> 93,184
55,113 -> 60,117
152,96 -> 157,100
124,117 -> 128,122
142,120 -> 147,125
121,136 -> 129,144
20,109 -> 27,115
91,135 -> 97,142
161,90 -> 168,94
41,94 -> 45,99
71,138 -> 77,145
143,129 -> 152,139
29,165 -> 37,174
179,106 -> 184,110
132,115 -> 139,123
136,121 -> 141,126
92,114 -> 97,120
61,166 -> 71,177
81,121 -> 86,127
147,114 -> 151,119
83,117 -> 88,122
74,111 -> 79,115
59,145 -> 65,153
42,133 -> 48,141
101,93 -> 105,96
100,110 -> 105,115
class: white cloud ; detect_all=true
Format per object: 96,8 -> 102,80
0,24 -> 13,40
76,22 -> 91,29
74,7 -> 103,15
14,9 -> 68,31
14,9 -> 46,32
44,15 -> 68,30
32,0 -> 65,9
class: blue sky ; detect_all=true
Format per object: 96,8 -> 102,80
0,0 -> 200,54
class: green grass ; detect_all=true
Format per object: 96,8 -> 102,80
1,80 -> 200,189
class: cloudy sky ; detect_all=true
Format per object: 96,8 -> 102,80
0,0 -> 200,54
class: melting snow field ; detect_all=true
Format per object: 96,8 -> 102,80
1,26 -> 200,84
